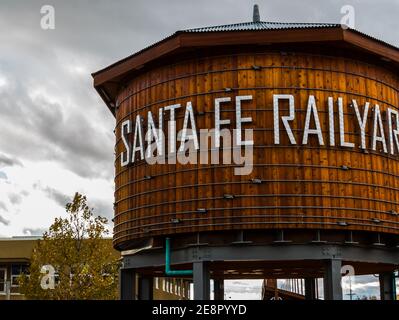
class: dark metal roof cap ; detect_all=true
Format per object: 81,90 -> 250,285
182,21 -> 340,33
182,4 -> 338,33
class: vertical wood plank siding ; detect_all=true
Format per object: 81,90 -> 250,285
113,51 -> 399,249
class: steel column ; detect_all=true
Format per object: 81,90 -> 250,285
323,259 -> 342,300
213,279 -> 224,300
304,278 -> 317,300
379,272 -> 396,300
139,276 -> 154,300
193,261 -> 210,300
119,268 -> 137,300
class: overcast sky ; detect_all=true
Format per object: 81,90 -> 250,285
0,0 -> 397,299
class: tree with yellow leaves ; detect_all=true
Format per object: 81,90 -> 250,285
19,193 -> 119,299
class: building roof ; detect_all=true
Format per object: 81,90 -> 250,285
92,21 -> 343,81
0,237 -> 119,262
92,9 -> 399,115
0,238 -> 39,261
182,21 -> 340,33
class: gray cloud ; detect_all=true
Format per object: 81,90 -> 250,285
353,275 -> 380,285
41,186 -> 112,220
0,214 -> 10,226
40,185 -> 113,223
90,198 -> 113,220
42,186 -> 71,208
0,153 -> 22,168
22,227 -> 46,236
225,280 -> 262,294
8,191 -> 28,205
0,201 -> 7,212
348,275 -> 380,299
0,78 -> 114,179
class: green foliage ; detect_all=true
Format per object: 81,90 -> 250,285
19,193 -> 119,299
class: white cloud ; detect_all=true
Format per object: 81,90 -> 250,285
224,280 -> 263,300
0,75 -> 7,88
0,159 -> 113,237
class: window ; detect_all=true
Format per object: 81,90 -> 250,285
11,264 -> 28,287
0,268 -> 6,293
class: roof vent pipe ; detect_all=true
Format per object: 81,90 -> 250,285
253,4 -> 260,23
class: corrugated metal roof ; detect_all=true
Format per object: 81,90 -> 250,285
180,21 -> 399,50
182,21 -> 341,33
92,21 -> 342,77
92,20 -> 399,79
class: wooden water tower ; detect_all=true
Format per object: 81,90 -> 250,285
93,5 -> 399,300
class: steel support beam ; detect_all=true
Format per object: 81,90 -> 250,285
379,272 -> 396,300
139,276 -> 154,300
213,279 -> 224,300
123,244 -> 399,269
119,268 -> 137,300
323,259 -> 342,300
304,278 -> 317,300
193,261 -> 210,300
